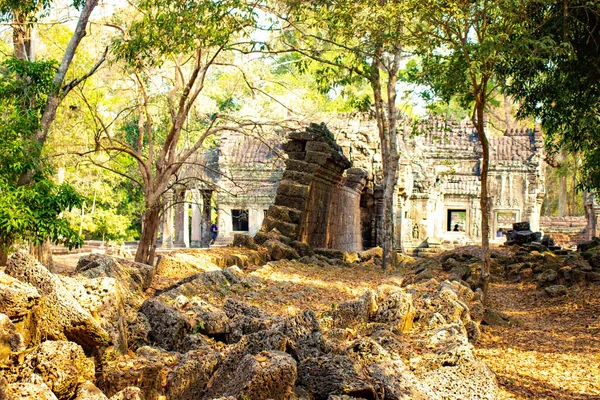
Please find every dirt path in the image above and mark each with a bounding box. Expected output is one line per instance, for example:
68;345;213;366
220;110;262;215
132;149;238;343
474;281;600;399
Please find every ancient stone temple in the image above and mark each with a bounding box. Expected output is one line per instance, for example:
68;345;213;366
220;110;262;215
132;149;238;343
161;116;546;252
262;123;369;252
158;132;283;248
334;117;546;252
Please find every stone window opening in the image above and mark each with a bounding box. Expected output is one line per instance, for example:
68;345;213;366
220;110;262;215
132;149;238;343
232;209;249;231
447;209;467;232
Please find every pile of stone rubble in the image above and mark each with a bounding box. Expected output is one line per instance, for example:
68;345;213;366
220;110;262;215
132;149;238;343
1;238;499;399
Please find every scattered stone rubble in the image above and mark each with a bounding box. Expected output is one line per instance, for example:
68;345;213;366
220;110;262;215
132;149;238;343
0;236;537;400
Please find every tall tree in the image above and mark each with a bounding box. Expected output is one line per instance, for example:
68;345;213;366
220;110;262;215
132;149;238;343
1;0;101;183
405;0;525;300
506;0;600;192
0;0;100;264
87;0;272;264
271;0;407;269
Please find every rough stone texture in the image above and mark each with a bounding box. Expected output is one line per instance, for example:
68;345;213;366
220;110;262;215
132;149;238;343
206;329;293;398
157;248;269;279
139;299;190;351
224;299;274;343
373;291;415;333
16;340;95;400
182;299;231;337
333;291;377;329
108;387;143;400
361;247;383;261
369;360;428;400
0;313;24;364
297;355;377;399
76;255;154;293
175;333;213;354
278;309;323;361
60;276;129;354
545;285;568;297
100;346;220;400
209;351;297;399
222;266;244;284
0;270;40;347
5;252;110;353
232;233;259;250
166;349;222;400
74;381;109;400
5;375;59;400
262;123;368;253
536;269;559;287
418;359;498;400
264;239;300;260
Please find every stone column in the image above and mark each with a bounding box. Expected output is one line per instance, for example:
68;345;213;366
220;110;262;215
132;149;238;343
201;190;213;247
162;190;174;248
174;190;187;248
191;192;201;248
584;193;600;240
183;200;190;248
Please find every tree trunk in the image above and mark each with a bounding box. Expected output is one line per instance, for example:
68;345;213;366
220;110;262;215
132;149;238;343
13;10;33;61
558;175;567;216
201;190;213;247
29;240;54;272
370;52;400;270
558;149;567;216
0;239;8;266
135;204;161;265
475;99;491;303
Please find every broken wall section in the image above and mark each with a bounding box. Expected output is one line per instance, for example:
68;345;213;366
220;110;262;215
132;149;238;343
262;123;369;252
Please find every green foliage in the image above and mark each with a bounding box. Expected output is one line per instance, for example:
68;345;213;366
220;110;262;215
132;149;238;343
505;0;600;192
112;0;257;69
0;180;83;249
404;0;524;112
0;57;83;251
0;0;85;22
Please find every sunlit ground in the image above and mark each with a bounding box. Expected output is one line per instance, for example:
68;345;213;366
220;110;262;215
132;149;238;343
474;282;600;400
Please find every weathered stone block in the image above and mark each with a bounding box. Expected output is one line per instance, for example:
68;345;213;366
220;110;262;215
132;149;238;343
262;216;299;238
6;252;110;353
304;151;331;166
285;159;320;174
281;140;306;153
306;141;334;154
513;221;531;231
277;180;310;199
282;170;314;186
273;194;306;211
139;299;190;351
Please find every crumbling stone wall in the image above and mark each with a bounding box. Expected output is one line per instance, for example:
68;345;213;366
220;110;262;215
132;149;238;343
540;216;587;247
262;123;368;252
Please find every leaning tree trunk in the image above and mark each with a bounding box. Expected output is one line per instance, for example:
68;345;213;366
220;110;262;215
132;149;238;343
135;203;161;265
475;99;491;303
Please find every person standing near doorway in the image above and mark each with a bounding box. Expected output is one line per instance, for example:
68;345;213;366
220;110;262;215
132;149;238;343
210;223;218;245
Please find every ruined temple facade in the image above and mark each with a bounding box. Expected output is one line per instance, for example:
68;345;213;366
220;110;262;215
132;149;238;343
161;116;546;252
333;117;546;251
158;132;282;249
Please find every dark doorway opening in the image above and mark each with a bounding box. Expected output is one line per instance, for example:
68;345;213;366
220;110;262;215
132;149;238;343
232;209;249;231
447;209;466;232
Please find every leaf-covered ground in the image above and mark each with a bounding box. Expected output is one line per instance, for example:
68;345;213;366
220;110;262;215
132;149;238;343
54;251;600;399
474;281;600;399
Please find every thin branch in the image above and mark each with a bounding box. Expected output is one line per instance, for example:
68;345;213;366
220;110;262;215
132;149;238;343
60;46;108;100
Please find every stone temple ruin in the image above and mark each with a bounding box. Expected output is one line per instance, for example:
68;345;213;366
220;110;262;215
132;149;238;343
158;116;581;253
